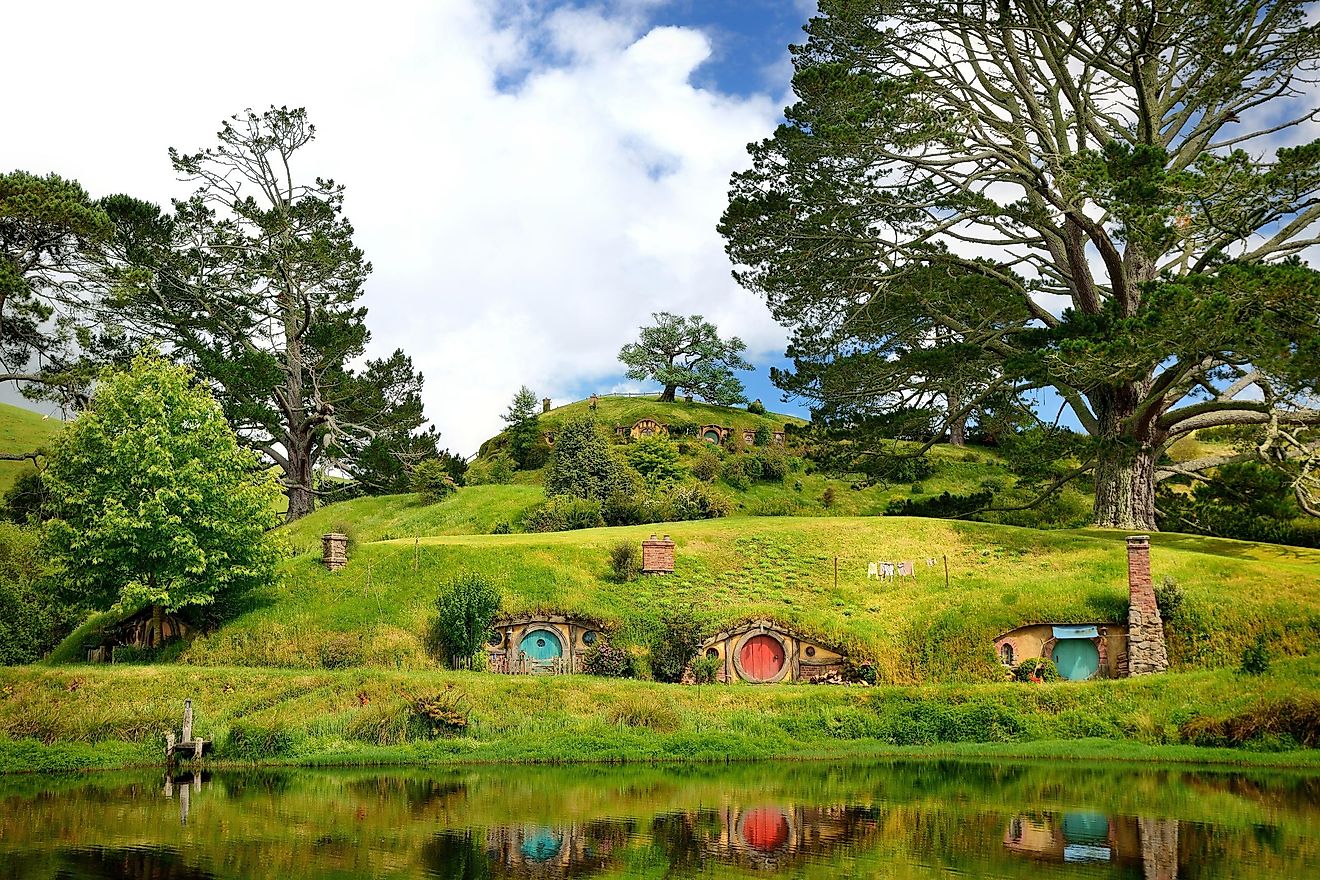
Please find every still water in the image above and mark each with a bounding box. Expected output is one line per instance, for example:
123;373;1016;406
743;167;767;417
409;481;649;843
1;760;1317;878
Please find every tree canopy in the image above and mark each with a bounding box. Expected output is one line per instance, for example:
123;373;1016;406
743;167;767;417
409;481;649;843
100;107;435;519
619;312;753;405
42;353;281;643
501;385;542;469
720;0;1320;529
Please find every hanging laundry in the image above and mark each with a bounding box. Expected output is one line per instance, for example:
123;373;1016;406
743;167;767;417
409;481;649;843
897;561;914;577
880;562;895;579
867;562;879;579
926;557;937;567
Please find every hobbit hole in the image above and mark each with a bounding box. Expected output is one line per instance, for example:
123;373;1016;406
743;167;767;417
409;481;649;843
486;615;601;674
696;621;846;684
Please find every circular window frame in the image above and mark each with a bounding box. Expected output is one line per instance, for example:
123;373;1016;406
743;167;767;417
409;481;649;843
582;630;598;646
731;629;791;684
488;630;504;647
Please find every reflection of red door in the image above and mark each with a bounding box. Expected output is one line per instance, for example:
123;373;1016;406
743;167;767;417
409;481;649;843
741;808;790;852
740;635;785;681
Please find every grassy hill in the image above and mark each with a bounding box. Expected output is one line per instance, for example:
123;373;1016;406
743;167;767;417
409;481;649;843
163;502;1320;684
0;402;60;494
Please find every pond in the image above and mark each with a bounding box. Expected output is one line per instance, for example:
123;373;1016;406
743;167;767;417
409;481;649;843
1;760;1317;878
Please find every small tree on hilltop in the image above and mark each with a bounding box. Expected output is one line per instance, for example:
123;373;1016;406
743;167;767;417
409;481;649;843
501;385;541;469
42;353;281;646
544;417;632;502
432;573;501;667
619;312;753;405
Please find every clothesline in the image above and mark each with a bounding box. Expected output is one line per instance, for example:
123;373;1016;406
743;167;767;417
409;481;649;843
866;557;941;579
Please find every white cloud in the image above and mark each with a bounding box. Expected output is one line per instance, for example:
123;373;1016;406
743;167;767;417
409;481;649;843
0;0;789;454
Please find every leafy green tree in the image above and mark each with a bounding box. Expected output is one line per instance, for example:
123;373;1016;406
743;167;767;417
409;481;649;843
619;312;753;404
721;0;1320;529
0;170;115;413
544;417;633;501
501;385;541;469
626;436;684;485
410;458;458;503
431;573;501;666
100;108;434;520
42;353;281;645
0;522;70;665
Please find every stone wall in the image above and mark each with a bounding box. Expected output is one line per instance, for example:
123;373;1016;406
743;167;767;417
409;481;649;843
321;533;348;572
1126;535;1169;675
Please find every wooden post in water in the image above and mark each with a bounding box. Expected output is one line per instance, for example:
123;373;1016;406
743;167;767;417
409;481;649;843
181;699;193;744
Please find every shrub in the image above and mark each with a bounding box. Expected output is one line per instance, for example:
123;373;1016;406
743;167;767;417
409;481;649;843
649;611;707;684
409;459;458;503
626;436;684;484
1180;697;1320;749
1240;634;1271;676
431;573;501;666
223;722;297;761
793;479;802;492
910;483;926;495
753;425;771;446
741;455;765;480
721;457;752;491
1154;575;1184;624
465;453;514;485
1013;657;1059;683
609;541;641;582
521;438;551;470
523;495;605;532
413;687;470;736
690;654;722;684
2;471;50;524
608;696;682;732
0;522;67;665
582;641;632;677
886;490;992;518
821;485;836;509
666;484;732;520
747;399;766;415
692;450;721;482
317;631;361;669
979;477;1005;493
490;521;511;535
544;417;633;501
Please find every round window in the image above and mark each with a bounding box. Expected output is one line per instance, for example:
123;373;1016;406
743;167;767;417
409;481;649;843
805;646;816;657
583;631;598;646
536;638;546;648
705;647;719;659
488;630;503;647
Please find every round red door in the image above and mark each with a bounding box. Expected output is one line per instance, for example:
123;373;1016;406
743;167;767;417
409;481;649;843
739;634;786;681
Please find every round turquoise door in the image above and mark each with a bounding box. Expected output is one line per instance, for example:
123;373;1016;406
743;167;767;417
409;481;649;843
519;629;562;661
1052;638;1100;681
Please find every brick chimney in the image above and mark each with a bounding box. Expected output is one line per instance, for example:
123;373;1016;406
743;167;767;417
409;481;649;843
1126;535;1168;674
642;534;675;574
542;397;551;414
322;533;349;572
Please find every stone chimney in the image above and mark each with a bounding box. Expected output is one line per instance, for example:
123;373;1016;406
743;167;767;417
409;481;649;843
542;397;551;414
1126;535;1168;674
322;533;349;572
642;534;676;575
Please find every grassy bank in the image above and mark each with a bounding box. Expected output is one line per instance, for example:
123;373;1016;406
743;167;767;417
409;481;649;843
3;658;1317;772
147;515;1320;682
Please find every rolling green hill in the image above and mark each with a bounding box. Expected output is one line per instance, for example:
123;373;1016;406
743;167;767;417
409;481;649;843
537;394;807;435
166;503;1320;684
0;402;60;494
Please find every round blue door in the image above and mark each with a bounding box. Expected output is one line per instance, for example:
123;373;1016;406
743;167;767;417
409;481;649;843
519;629;562;661
1052;638;1100;681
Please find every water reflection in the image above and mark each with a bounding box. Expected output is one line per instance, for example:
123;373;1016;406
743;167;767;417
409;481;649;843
0;761;1315;879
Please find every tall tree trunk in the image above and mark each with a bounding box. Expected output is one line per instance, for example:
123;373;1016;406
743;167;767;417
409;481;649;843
285;432;316;522
659;384;677;402
150;603;163;648
946;387;967;447
1091;383;1158;530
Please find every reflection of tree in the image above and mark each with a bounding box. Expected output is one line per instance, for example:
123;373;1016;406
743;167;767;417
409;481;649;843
423;830;492;880
347;775;466;815
650;808;723;871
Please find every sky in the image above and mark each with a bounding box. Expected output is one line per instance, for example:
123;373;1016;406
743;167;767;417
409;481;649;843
1;0;818;455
